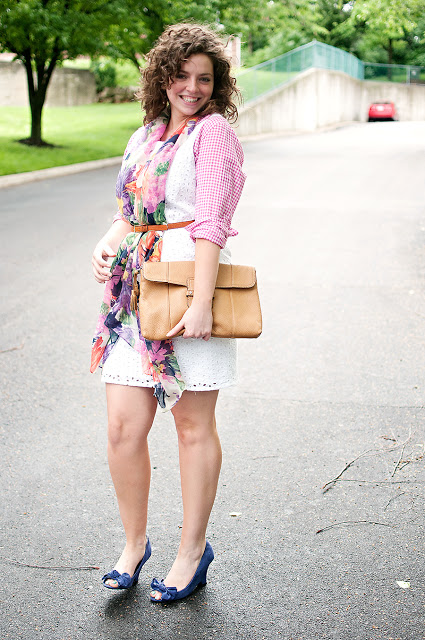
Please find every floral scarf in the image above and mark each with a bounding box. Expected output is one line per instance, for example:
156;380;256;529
90;114;200;411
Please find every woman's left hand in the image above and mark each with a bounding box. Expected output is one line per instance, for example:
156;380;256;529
167;239;219;341
166;302;213;341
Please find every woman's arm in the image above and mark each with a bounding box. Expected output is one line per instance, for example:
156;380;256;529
92;220;133;283
166;117;246;340
166;239;220;341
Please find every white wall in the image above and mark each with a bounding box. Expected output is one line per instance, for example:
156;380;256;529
0;61;96;107
2;59;424;134
361;80;425;121
236;67;425;136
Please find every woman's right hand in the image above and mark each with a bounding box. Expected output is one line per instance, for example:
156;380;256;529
92;240;117;283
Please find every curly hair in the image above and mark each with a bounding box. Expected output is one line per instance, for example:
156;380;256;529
137;23;241;125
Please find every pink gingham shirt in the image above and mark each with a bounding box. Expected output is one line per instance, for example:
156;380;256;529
113;115;246;248
186;114;246;248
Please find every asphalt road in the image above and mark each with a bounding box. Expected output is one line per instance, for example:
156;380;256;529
1;121;425;640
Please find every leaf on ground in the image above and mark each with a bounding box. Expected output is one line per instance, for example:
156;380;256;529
396;581;410;589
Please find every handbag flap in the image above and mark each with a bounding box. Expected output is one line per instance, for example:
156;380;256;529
216;264;257;288
143;262;257;288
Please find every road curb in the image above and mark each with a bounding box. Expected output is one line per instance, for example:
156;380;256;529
0;156;122;189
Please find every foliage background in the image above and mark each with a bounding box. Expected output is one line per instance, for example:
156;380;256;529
0;0;424;151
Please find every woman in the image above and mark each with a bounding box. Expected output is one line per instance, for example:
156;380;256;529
90;23;246;602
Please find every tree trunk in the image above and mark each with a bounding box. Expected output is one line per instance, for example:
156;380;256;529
130;52;142;72
387;38;393;81
28;92;45;145
21;48;59;146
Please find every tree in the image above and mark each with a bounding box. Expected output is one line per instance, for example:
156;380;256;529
405;13;425;66
346;0;422;67
106;3;168;71
220;0;282;59
314;0;357;50
0;1;140;146
106;0;224;72
224;0;328;66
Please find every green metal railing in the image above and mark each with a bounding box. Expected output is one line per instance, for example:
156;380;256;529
237;41;364;104
364;62;425;85
237;41;425;104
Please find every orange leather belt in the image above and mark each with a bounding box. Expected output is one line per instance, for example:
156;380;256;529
133;220;194;233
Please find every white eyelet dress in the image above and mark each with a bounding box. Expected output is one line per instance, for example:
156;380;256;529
101;115;246;392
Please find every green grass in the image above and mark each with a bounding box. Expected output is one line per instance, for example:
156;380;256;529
365;71;425;83
62;58;91;70
364;71;409;83
237;69;297;102
0;103;144;176
0;70;292;176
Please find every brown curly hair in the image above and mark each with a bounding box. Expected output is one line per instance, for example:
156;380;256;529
137;23;241;125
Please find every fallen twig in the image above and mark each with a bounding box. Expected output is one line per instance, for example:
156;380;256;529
322;431;420;493
316;520;394;534
383;492;406;510
0;556;99;571
390;431;411;477
322;448;378;493
0;342;24;354
397;461;410;472
329;478;425;485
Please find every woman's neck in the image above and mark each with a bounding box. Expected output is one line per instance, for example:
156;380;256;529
160;114;191;141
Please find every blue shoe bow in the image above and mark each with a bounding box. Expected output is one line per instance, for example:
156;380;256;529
150;578;178;601
102;568;136;589
102;538;151;590
150;540;214;603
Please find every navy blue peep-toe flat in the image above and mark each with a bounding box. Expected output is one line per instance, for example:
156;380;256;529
150;540;214;602
102;538;151;590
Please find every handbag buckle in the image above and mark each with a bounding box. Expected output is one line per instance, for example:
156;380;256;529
186;277;194;298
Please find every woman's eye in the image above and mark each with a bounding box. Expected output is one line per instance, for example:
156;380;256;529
200;77;211;83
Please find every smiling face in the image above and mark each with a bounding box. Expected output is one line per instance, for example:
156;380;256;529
166;53;214;125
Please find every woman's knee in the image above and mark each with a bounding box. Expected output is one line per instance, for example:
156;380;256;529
174;414;215;447
107;415;149;450
172;390;218;446
106;386;156;449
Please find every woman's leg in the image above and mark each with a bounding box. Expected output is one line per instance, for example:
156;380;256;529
105;384;157;586
151;389;221;598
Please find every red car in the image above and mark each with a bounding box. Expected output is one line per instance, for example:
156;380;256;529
368;102;398;122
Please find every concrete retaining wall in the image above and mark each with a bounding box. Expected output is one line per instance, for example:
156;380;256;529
2;59;424;135
236;67;425;136
0;61;96;107
362;80;425;122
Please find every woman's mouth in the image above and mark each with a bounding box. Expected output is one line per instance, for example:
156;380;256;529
180;96;200;104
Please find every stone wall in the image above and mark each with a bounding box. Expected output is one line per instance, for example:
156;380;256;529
0;61;96;107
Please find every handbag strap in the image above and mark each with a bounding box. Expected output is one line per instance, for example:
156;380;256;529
132;220;194;233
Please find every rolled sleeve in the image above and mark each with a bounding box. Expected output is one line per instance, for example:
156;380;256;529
186;115;246;249
113;208;126;224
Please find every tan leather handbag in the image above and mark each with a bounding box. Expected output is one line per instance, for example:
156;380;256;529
136;261;262;341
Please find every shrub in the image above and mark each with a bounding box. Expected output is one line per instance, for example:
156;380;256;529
90;60;117;92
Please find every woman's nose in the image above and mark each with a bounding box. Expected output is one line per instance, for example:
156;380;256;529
186;77;198;93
